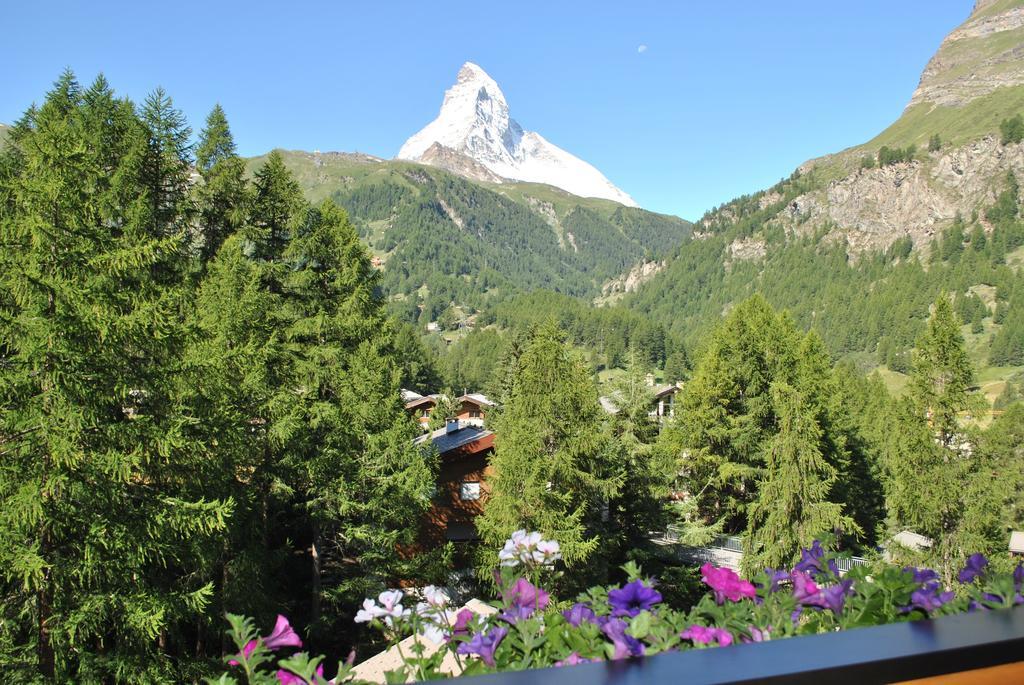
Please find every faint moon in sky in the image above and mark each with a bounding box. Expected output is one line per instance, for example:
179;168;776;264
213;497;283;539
638;44;648;53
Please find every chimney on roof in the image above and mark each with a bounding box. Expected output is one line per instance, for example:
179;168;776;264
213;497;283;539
445;419;460;434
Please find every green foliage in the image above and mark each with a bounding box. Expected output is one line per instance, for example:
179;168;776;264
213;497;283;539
0;71;231;681
877;144;916;167
928;133;942;152
883;295;1001;583
476;322;621;587
1000;113;1024;145
743;383;855;572
659;297;881;556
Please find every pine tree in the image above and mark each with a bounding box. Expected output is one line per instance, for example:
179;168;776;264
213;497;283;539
605;349;672;562
278;199;437;642
0;72;229;682
911;294;975;447
884;295;992;583
660;295;800;533
476;322;621;585
195;105;249;267
744;382;854;573
140;87;193;253
249;150;304;263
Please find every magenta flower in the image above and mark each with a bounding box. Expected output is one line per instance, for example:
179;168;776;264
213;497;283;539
277;664;323;684
791;570;823;606
794;541;839;578
263;615;303;650
456;627;508;667
228;639;257;666
500;577;550;623
562;602;598;627
958;554;988;583
608;579;662;617
680;624;734;647
229;615;302;666
601;618;645;659
555;652;596;667
447;608;474;642
701;564;756;604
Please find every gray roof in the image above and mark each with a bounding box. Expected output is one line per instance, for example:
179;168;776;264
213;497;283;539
414;421;493;454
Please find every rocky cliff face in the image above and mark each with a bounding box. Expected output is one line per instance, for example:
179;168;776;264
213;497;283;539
781;137;1024;254
907;0;1024;109
765;1;1024;256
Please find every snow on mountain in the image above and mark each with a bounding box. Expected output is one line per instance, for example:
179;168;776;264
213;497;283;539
398;62;637;207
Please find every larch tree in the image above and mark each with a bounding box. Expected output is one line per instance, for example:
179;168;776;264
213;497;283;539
0;72;230;682
477;321;621;586
194;104;250;268
884;295;996;584
743;382;854;573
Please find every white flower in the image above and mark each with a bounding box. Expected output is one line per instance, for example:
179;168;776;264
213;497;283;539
536;539;561;563
354;598;382;623
423;585;449;608
498;539;520;567
378;589;404;612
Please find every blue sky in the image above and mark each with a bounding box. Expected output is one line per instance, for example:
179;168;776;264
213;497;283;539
2;1;971;220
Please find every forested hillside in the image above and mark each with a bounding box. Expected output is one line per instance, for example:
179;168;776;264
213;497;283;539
245;151;691;320
613;1;1024;406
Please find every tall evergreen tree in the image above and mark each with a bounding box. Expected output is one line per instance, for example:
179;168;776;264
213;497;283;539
884;295;996;583
194;104;249;267
604;349;673;563
743;382;855;573
0;72;229;682
477;322;621;585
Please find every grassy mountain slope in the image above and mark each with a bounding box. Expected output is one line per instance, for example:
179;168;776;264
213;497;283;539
245;150;690;319
617;0;1024;403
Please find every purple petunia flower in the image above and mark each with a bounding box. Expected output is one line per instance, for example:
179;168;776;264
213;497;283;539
562;602;598;627
905;567;939;584
903;581;955;614
500;577;550;623
446;608;475;643
608;579;663;617
457;627;508;667
821;579;853;616
762;568;790;593
958;554;988;584
230;615;302;666
680;624;734;647
701;564;757;604
741;625;772;643
794;541;840;579
1014;564;1023;589
602;618;646;659
555;652;596;667
791;570;824;607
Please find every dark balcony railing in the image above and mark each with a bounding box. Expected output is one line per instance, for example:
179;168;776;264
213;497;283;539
458;606;1024;685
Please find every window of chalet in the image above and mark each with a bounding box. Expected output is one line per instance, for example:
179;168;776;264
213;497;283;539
460;481;481;501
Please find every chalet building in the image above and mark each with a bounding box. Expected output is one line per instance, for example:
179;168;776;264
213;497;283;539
414;420;495;547
455;393;495;427
401;389;496;431
598;380;681;422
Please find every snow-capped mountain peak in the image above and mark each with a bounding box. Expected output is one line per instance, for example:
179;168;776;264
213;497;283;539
398;62;637;207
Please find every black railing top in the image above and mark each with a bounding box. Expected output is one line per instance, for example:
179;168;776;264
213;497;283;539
458;606;1024;685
